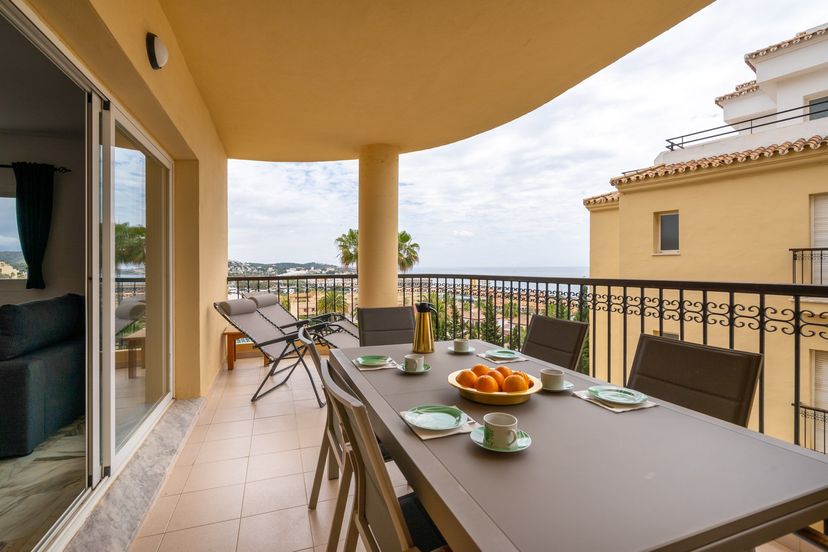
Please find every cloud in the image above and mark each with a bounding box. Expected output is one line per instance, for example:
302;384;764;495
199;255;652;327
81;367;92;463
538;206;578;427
229;0;828;268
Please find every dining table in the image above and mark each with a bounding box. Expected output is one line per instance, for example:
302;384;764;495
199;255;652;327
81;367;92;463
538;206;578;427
328;339;828;552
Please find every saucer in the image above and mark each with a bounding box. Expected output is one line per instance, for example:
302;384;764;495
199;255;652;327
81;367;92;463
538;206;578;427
588;385;647;405
542;380;574;392
403;405;467;430
447;346;476;355
470;427;532;452
484;348;520;360
397;363;431;375
355;355;393;367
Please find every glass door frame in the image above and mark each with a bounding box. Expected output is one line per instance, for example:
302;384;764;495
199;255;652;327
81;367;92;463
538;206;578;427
102;105;175;473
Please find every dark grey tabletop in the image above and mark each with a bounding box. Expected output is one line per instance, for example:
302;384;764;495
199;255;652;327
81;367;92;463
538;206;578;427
329;340;828;552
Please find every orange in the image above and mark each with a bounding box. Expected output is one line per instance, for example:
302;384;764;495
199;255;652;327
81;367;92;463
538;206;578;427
474;375;499;393
456;370;478;389
495;366;513;378
487;369;505;391
471;364;492;377
513;370;532;387
503;374;529;393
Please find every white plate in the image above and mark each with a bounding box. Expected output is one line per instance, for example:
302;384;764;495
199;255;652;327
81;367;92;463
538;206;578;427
396;363;431;375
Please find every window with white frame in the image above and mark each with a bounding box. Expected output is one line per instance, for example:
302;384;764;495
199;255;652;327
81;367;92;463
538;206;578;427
812;350;828;452
655;211;679;253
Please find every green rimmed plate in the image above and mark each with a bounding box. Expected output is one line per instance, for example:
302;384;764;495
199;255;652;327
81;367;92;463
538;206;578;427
402;405;467;431
397;363;431;375
355;355;392;367
485;348;520;360
470;427;532;452
588;385;648;405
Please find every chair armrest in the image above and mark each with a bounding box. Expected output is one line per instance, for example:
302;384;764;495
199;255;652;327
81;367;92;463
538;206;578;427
254;331;299;348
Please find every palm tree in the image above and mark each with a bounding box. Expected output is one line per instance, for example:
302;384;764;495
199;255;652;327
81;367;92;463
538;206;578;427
397;230;420;272
115;222;146;267
335;228;358;269
334;229;421;272
317;289;346;314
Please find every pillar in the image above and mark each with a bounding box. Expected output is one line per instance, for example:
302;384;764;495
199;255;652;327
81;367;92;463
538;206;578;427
358;144;400;307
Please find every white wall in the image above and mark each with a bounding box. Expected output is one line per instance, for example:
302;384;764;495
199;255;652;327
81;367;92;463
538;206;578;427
0;130;86;305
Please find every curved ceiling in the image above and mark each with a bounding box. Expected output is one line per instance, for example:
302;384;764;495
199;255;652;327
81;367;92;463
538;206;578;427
159;0;709;161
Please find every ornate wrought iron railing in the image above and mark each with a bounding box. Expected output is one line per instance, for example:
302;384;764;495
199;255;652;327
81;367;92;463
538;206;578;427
791;248;828;285
227;273;828;451
798;403;828;455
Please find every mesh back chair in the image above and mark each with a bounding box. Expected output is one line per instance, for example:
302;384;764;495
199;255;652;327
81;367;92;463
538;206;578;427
627;335;763;427
247;292;359;349
521;315;588;371
213;298;324;406
316;337;447;552
357;306;416;347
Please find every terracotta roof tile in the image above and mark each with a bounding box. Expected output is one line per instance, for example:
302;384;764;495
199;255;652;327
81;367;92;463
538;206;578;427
714;80;758;107
745;25;828;69
610;135;828;186
583;191;619;207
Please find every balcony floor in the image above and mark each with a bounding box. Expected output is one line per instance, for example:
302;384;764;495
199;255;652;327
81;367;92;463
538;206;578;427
131;356;804;552
129;355;405;552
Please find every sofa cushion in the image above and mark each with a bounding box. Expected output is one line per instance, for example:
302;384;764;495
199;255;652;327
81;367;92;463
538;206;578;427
0;293;84;360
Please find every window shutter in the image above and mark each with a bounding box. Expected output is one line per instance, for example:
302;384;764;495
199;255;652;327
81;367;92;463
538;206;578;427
816;350;828;408
812;195;828;248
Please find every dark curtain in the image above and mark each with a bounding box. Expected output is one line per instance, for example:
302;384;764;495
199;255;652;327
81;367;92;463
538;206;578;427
12;162;54;289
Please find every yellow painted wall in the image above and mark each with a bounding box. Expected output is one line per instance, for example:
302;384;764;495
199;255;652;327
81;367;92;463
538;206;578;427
586;149;828;443
24;0;229;397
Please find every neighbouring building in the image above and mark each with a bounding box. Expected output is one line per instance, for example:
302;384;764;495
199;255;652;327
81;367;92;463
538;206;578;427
585;23;828;446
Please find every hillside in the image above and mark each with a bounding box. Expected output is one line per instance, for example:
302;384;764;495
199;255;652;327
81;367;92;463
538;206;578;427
228;260;350;276
0;251;26;272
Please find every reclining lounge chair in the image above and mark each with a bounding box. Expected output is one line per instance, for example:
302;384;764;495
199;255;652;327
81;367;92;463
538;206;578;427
214;298;325;406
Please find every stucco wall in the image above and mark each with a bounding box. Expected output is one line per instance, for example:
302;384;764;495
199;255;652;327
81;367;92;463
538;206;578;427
24;0;229;397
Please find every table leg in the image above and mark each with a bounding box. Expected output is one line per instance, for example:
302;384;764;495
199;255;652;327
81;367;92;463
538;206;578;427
128;344;137;379
226;334;236;370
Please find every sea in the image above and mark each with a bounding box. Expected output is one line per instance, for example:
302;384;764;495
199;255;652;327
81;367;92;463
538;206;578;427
407;266;589;278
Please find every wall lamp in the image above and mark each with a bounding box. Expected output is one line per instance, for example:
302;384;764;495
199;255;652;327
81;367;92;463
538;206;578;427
146;33;169;70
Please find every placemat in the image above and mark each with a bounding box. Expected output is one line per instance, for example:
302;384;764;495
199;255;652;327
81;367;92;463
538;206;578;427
475;353;528;364
573;390;658;413
352;359;401;371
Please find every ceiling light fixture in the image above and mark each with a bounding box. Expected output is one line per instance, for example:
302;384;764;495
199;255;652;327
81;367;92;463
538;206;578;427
146;33;169;70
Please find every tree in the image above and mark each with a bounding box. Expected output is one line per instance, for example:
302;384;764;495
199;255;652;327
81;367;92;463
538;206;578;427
115;223;146;267
334;229;421;272
317;289;346;314
335;228;358;269
397;230;420;272
479;298;501;345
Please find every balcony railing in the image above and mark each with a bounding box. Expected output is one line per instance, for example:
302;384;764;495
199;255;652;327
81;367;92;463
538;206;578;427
665;98;828;151
228;273;828;457
791;248;828;284
798;403;828;455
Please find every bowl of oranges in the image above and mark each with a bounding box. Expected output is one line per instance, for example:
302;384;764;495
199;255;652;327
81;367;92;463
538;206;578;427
448;364;542;405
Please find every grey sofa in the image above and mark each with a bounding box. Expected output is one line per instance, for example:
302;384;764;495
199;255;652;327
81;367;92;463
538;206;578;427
0;293;85;457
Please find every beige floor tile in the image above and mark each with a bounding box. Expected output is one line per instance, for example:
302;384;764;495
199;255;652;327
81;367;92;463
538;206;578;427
221;384;262;397
157;519;239;552
160;465;191;496
250;430;300;456
303;471;350;504
183;457;248;492
757;542;796;552
295;410;327;430
138;495;179;537
298;427;324;448
174;441;202;467
204;420;254;442
292;387;323;402
186;425;209;444
242;473;307;517
130;534;162;552
218;394;258;409
196;436;252;464
253;400;294;419
777;534;801;551
253;414;298;435
308;496;353;547
300;447;323;473
294;399;324;413
212;405;256;424
385;461;408;487
195;407;216;426
237;506;313;552
166;484;244;532
246;450;302;482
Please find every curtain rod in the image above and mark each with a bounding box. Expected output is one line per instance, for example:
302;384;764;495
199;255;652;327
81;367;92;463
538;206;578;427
0;164;71;173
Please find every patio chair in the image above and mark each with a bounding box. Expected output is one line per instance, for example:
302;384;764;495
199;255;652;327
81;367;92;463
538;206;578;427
627;335;763;427
356;306;415;346
246;292;359;349
521;314;588;371
316;332;448;552
213;298;324;406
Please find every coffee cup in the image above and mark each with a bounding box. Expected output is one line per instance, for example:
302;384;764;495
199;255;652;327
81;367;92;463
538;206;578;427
453;338;470;352
540;368;565;390
404;354;425;372
483;412;518;449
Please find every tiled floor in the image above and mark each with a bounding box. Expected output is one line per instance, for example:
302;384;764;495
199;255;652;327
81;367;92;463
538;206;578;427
131;355;404;552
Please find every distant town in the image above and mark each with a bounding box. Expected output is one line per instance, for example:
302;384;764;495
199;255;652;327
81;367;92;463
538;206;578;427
227;260;351;277
0;251;26;279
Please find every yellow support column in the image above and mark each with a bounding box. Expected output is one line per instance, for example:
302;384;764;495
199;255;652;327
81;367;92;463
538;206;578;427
358;144;400;307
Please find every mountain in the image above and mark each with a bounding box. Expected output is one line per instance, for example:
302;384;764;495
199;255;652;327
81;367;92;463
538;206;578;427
0;251;26;272
227;260;350;276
